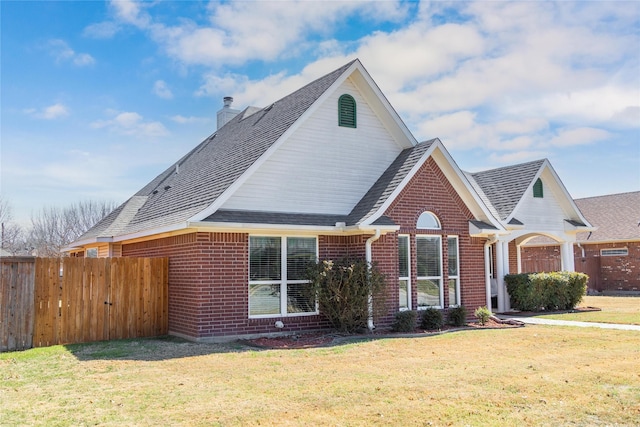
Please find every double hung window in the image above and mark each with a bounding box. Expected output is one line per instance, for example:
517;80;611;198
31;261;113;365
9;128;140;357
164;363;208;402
398;235;411;310
249;236;317;317
416;235;443;308
447;236;460;307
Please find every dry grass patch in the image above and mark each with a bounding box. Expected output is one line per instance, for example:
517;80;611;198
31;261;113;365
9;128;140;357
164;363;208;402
540;296;640;325
1;328;639;426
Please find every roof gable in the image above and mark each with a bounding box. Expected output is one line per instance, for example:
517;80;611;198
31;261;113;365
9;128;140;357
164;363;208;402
470;159;545;220
75;60;358;241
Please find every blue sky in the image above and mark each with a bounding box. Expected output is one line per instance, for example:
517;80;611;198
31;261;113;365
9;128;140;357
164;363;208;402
2;1;639;224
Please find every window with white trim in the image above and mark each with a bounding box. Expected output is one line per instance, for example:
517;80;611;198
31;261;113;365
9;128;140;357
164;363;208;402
447;236;461;307
600;248;628;257
398;235;411;310
86;248;98;258
249;236;318;317
417;211;441;229
416;235;443;308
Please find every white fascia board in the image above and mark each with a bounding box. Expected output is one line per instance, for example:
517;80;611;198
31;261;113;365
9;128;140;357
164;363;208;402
189;221;398;236
545;163;594;228
187;61;364;224
62;236;113;252
363;140;504;231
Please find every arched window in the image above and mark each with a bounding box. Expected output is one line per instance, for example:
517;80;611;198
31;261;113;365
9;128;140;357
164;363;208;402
533;178;543;198
338;94;356;128
417;211;441;230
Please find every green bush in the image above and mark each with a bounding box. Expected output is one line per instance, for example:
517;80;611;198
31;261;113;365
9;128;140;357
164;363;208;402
391;310;417;332
474;306;492;325
306;258;387;333
505;273;541;311
420;308;444;330
505;272;588;312
447;306;467;327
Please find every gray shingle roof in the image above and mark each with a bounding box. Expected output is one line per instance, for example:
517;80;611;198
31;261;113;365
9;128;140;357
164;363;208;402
77;60;357;241
575;191;640;242
469;159;545;220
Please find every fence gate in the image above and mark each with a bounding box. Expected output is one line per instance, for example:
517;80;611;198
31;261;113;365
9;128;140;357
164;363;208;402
1;257;168;352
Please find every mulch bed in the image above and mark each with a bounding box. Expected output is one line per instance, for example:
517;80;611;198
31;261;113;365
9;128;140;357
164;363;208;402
502;306;601;317
242;316;523;350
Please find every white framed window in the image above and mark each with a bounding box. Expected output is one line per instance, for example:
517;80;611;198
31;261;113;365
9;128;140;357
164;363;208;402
416;235;443;309
600;248;628;257
398;235;411;310
447;236;461;307
249;236;318;318
417;211;441;230
86;248;98;258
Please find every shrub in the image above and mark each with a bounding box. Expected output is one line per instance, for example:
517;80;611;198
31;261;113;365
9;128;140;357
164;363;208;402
306;258;387;333
447;306;467;327
391;310;417;332
505;273;541;311
474;306;492;325
420;308;443;330
506;272;588;312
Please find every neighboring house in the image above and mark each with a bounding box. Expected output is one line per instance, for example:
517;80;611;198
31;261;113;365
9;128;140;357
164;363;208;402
66;60;591;341
522;191;640;294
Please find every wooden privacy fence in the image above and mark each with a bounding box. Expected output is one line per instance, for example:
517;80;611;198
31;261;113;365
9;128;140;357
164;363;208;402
1;257;168;352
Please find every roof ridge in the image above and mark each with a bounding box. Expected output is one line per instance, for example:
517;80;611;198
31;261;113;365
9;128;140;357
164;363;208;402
470;158;546;176
575;190;640;201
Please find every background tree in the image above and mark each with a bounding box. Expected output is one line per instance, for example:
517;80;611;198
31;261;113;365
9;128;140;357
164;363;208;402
29;200;119;257
0;196;27;256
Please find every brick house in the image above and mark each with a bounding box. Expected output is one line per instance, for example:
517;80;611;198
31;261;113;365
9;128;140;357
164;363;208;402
522;192;640;294
66;60;590;341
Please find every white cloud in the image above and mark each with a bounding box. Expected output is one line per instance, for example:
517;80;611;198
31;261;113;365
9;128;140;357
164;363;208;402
83;21;120;39
91;111;169;138
47;39;95;67
153;80;173;99
548;127;612;147
108;0;408;66
171;115;211;124
24;103;70;120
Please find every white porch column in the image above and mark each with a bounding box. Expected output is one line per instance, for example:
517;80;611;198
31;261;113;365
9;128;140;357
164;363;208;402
561;241;575;271
484;242;492;311
516;243;522;273
495;240;511;312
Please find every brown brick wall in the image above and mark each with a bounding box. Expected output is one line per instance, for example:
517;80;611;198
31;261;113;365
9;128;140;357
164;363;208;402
521;242;639;291
123;232;330;340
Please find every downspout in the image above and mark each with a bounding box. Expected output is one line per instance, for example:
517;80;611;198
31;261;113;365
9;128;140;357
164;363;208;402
577;242;585;258
365;229;381;331
484;235;498;312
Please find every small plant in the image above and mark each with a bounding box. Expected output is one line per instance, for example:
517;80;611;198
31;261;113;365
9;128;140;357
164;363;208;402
447;306;467;327
474;306;492;326
391;310;417;332
420;308;443;330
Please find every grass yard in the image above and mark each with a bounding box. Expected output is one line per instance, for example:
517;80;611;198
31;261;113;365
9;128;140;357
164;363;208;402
539;295;640;325
2;327;639;426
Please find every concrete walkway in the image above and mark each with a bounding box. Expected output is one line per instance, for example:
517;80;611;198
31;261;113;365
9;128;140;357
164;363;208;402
496;315;640;331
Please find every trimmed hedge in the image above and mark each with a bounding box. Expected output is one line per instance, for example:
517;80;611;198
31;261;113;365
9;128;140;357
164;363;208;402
505;271;588;312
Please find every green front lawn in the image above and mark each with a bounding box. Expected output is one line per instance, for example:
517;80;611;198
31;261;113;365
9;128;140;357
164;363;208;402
539;296;640;325
2;327;639;426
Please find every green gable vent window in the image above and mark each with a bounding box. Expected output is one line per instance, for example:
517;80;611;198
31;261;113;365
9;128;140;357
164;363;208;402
338;94;356;128
533;178;543;198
